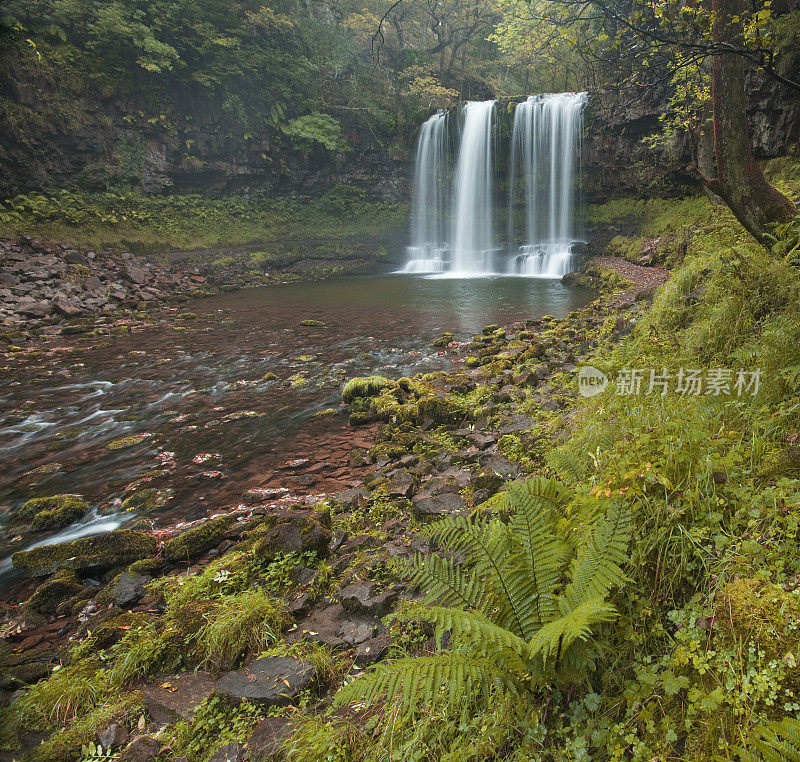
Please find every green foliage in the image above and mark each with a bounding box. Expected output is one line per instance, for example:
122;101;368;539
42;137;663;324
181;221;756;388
0;189;406;252
284;113;347;153
335;478;631;717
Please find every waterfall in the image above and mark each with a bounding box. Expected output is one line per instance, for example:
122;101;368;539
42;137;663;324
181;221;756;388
401;93;586;278
508;92;587;277
450;100;496;275
403;111;449;273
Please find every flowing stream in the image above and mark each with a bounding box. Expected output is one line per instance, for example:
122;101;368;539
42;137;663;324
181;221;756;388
0;274;591;570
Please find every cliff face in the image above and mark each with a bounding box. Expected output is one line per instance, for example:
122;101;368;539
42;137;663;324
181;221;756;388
582;74;800;201
0;70;409;202
1;59;797;206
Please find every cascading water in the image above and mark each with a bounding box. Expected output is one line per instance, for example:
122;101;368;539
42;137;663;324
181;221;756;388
401;92;586;278
508;92;588;276
450;100;496;275
403;111;449;273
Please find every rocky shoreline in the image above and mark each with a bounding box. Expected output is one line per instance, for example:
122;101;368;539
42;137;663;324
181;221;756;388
0;236;398;343
0;266;655;760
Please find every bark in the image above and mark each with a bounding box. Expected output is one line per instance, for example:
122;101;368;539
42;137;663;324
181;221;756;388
703;0;795;242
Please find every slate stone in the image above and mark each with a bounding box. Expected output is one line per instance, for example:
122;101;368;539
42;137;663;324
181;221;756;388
209;744;246;762
249;717;296;761
412;491;464;516
111;572;150;606
214;657;314;707
120;735;161;761
337;582;399;618
354;633;392;666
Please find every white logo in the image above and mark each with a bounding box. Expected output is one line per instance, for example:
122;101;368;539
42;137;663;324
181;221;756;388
578;366;609;397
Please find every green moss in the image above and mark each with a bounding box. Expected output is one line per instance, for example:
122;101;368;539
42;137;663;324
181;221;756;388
433;331;455;348
120;487;167;513
416;395;470;425
106;433;151;449
717;578;800;659
25;570;83;619
299;319;327;327
12;530;157;577
162;515;236;562
18;494;89;531
341;375;396;404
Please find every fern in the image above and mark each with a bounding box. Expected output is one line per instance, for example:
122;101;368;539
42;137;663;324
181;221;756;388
729;717;800;762
335;478;631;717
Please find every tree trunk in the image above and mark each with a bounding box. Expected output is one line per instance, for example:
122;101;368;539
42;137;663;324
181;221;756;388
704;0;795;243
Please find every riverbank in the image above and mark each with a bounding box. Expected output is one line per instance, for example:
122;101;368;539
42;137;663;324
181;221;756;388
0;282;633;760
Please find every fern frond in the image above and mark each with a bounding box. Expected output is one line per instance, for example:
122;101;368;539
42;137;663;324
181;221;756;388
545;447;592;484
397;602;530;672
562;501;631;613
396;552;498;614
743;717;800;762
333;653;524;717
527;597;617;663
503;478;571;638
426;515;527;637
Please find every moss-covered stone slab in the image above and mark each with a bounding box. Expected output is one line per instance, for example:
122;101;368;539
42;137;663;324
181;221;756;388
162;515;235;562
12;530;157;577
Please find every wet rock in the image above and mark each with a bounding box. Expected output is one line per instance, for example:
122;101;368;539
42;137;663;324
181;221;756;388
289;601;375;648
354;633;392;666
249;717;296;761
143;672;215;727
12;530;157;577
337;582;399;618
120;735;161;762
209;743;246;762
214;657;314;707
110;572;150;606
97;723;129;750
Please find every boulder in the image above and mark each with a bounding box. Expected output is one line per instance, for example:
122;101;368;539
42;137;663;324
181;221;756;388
209;744;246;762
110;572;150;607
354;633;392;666
411;491;465;516
142;671;215;727
252;517;330;562
214;657;314;707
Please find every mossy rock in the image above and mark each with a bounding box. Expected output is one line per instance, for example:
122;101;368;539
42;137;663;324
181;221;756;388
62;320;93;335
464;356;481;368
25;569;83;618
349;411;372;427
299;319;327;327
433;331;455;348
252;516;331;562
128;557;166;576
342;376;396;404
482;324;500;335
18;494;89;531
163;515;236;562
13;530;157;577
717;578;800;658
120;488;164;513
417;395;470;425
261;372;279;382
